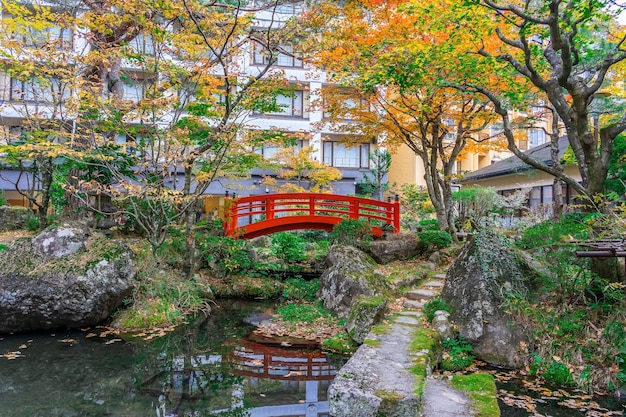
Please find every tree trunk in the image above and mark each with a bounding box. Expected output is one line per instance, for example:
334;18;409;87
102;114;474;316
37;158;54;230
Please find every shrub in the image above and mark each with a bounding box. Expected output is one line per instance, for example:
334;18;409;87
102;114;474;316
0;244;7;252
423;297;451;323
516;212;590;249
25;217;40;232
270;232;306;262
282;278;320;302
440;336;475;371
0;190;7;207
329;219;373;246
417;219;439;231
200;236;254;277
417;230;452;250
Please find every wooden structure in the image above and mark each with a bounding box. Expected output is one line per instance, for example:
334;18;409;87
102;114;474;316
576;239;626;281
223;192;401;239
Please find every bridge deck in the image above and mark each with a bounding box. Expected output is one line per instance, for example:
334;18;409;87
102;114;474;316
224;192;400;238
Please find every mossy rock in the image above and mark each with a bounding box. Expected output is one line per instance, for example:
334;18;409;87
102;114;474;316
344;295;388;344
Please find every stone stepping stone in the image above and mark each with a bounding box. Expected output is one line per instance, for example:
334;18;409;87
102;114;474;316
433;274;447;280
423;280;444;288
406;289;438;301
399;310;423;318
395;315;420;326
403;299;425;310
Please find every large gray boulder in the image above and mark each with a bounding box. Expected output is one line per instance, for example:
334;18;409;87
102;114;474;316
0;224;136;332
441;229;541;368
344;295;388;344
361;233;423;264
319;245;390;319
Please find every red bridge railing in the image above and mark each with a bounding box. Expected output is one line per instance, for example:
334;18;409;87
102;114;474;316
223;192;401;239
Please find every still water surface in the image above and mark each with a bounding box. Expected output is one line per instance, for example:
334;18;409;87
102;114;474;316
0;300;338;417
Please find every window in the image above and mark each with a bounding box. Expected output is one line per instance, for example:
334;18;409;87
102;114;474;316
275;2;303;14
255;139;308;159
253;43;302;68
121;74;155;102
128;33;155;55
10;76;70;102
528;128;546;148
266;91;304;117
443;118;456;141
323;141;370;168
490;123;503;137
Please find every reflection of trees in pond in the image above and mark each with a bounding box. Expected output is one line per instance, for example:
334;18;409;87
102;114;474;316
131;301;339;416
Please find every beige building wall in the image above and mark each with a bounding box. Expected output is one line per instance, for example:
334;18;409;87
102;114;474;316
388;144;427;188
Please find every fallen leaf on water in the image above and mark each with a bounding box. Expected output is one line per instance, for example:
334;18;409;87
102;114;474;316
58;338;77;344
18;344;28;349
105;338;122;345
85;333;97;338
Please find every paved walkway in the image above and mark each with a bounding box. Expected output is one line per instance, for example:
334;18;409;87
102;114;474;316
329;271;475;416
420;376;474;417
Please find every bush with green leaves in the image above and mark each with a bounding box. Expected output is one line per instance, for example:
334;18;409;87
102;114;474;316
282;278;320;302
200;236;254;277
0;244;7;252
0;190;7;207
423;297;451;323
270;232;306;262
329;219;373;246
25;216;40;232
417;219;439;231
516;212;590;250
417;230;452;250
440;336;475;371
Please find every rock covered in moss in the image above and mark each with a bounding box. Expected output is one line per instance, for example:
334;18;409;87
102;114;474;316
361;233;424;264
0;224;136;332
319;245;390;318
441;229;541;368
344;295;388;344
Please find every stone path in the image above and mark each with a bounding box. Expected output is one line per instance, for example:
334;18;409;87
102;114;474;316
329;271;474;417
419;376;474;417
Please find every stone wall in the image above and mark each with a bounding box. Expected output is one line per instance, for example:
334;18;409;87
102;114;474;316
0;206;30;231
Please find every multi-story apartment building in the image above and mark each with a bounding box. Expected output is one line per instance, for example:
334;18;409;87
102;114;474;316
0;0;379;215
0;0;562;220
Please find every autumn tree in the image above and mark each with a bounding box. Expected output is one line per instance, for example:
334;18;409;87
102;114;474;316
0;1;85;228
304;0;503;232
468;0;626;210
263;145;342;192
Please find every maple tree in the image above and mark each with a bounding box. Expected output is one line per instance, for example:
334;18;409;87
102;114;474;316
263;145;342;193
467;0;626;210
304;0;505;232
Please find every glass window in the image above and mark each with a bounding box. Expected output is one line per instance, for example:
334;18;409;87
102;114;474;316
10;76;70;102
323;141;370;168
129;33;155;55
267;91;304;117
528;128;546;148
253;42;302;67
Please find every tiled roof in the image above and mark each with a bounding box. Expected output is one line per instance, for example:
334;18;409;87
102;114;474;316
462;136;570;181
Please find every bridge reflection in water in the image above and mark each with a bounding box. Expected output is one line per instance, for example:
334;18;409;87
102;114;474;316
142;339;336;417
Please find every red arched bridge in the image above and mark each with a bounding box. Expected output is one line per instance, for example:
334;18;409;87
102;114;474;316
223;192;401;239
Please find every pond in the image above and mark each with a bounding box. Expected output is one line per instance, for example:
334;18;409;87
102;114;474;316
493;369;625;417
0;300;340;417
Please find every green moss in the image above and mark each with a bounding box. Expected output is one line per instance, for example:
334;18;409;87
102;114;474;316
322;332;358;355
363;338;381;347
410;328;441;396
450;373;500;417
371;322;393;335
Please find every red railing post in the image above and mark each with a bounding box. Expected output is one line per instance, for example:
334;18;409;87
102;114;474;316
267;195;275;220
309;196;315;216
350;197;360;220
393;194;401;233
